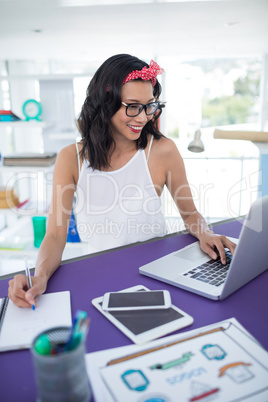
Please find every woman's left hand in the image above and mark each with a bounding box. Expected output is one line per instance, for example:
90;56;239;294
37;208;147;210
199;231;237;265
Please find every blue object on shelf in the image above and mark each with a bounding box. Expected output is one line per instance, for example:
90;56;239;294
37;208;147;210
67;210;81;243
0;110;21;121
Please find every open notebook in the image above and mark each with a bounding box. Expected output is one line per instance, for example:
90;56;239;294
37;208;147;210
0;291;72;352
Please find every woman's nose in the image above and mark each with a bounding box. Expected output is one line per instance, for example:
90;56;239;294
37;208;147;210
135;108;149;123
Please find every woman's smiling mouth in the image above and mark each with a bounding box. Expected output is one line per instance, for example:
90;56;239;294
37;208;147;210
128;124;144;133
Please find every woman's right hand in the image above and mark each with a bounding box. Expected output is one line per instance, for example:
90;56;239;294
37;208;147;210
8;274;47;308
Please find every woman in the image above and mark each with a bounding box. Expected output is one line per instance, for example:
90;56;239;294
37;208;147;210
8;54;236;308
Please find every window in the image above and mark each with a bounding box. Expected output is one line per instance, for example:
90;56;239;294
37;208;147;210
161;56;262;228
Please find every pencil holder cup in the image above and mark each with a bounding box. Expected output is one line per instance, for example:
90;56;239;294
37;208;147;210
32;216;46;248
31;327;91;402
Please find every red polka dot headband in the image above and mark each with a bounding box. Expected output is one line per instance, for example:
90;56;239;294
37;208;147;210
122;60;164;87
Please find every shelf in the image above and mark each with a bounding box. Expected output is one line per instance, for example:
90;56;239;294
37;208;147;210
0;240;89;276
0;255;37;277
0;164;54;173
0;120;55;128
0;214;89;276
0;239;36;256
0;208;48;217
0;73;93;82
48;132;78;140
0;198;49;216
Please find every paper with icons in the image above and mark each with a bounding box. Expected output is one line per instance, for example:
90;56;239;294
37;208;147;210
99;321;268;402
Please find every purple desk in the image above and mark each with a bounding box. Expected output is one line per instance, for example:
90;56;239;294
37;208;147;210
0;219;267;401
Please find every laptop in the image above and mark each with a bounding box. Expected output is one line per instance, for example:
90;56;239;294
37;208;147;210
139;196;268;300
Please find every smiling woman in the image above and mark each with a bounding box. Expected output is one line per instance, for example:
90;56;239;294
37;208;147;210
78;55;165;170
110;80;157;142
8;53;236;309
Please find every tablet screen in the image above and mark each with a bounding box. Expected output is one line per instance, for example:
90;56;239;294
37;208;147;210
98;302;183;335
106;291;166;308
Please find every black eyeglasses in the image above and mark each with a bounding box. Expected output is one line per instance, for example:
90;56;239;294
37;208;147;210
121;101;160;117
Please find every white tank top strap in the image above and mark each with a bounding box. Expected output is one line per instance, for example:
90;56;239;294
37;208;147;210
146;135;154;162
75;142;81;177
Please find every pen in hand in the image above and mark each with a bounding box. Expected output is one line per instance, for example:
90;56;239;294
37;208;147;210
24;256;35;310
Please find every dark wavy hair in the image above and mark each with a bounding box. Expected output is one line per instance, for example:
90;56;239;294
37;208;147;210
77;54;165;170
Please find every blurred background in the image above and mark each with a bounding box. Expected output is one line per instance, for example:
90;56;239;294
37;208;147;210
0;0;267;268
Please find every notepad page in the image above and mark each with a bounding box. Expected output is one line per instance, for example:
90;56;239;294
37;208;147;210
0;291;72;352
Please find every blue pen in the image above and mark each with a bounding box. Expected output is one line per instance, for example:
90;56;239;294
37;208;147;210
64;312;83;351
79;318;90;341
24;256;35;310
65;310;87;351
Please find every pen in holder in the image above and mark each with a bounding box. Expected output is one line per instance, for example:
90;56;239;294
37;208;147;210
31;322;91;402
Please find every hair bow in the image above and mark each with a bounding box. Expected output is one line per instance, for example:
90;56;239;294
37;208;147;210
123;60;164;86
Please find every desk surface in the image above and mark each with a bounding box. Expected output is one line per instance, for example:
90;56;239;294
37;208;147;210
0;219;267;402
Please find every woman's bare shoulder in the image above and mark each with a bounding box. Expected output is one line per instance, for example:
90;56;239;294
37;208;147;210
54;144;81;182
57;143;78;158
153;136;181;159
56;143;84;164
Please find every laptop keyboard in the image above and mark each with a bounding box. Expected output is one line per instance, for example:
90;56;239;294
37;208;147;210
183;251;232;287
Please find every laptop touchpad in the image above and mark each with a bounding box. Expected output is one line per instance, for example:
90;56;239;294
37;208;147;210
174;244;207;262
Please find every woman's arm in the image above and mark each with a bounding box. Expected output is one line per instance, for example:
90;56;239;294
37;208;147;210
8;145;78;308
161;139;236;263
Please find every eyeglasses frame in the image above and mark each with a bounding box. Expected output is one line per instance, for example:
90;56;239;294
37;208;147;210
121;101;161;117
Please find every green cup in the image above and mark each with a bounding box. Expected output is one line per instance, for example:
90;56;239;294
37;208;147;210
32;216;46;248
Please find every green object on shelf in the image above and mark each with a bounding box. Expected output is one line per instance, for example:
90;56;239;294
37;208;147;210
0;243;26;250
22;99;42;121
32;216;46;248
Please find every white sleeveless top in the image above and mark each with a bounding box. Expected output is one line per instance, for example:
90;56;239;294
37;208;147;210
74;137;167;253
